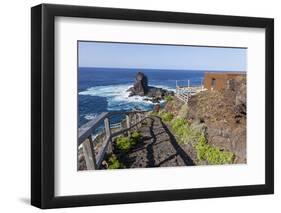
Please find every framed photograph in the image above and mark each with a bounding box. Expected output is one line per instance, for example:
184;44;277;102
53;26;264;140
31;4;274;209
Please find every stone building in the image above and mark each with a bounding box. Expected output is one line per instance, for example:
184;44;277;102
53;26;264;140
204;72;246;91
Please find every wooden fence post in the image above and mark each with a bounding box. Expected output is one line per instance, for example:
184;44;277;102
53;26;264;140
104;117;112;153
132;114;136;131
82;137;97;170
126;114;131;137
137;113;142;128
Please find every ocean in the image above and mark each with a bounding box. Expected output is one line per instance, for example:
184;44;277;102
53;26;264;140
78;67;205;127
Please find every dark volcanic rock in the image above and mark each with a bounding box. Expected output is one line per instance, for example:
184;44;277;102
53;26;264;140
234;77;246;123
127;72;174;99
185;76;247;163
147;87;174;98
127;72;149;96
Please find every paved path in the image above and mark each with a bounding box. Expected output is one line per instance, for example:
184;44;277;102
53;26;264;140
119;116;195;168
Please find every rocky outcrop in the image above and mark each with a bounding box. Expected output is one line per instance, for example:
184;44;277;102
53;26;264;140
127;72;149;96
234;77;247;124
147;87;174;98
187;76;247;163
127;72;174;102
164;76;247;163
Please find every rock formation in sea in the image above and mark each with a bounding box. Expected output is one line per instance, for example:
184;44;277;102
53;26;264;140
127;72;174;102
127;72;149;96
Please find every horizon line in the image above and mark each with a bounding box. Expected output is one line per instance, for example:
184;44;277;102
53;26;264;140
78;66;247;72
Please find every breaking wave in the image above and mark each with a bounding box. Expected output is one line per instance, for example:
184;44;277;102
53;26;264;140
84;113;98;120
79;83;174;112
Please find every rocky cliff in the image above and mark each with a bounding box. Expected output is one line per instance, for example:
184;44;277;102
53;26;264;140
165;76;247;163
127;72;174;102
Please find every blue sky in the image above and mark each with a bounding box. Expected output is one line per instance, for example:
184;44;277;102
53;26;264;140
78;41;247;71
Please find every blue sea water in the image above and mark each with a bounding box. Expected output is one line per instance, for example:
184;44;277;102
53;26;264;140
78;67;204;127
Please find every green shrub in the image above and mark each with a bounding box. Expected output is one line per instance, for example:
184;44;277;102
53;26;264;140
195;134;234;164
116;132;142;152
195;134;209;161
107;154;125;169
131;131;141;141
141;120;148;126
171;118;187;129
171;119;186;143
163;115;234;164
116;136;134;152
164;95;173;102
168;118;203;145
160;111;174;122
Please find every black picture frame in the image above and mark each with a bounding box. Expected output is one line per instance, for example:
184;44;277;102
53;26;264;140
31;3;274;209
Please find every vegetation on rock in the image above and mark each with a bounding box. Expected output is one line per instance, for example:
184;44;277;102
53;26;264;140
170;118;190;143
187;76;246;163
159;111;174;122
177;104;189;118
115;131;141;152
159;100;235;165
131;131;142;141
107;154;125;169
171;118;203;145
195;134;234;164
164;95;173;102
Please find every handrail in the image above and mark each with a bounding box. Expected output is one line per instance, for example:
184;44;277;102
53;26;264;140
95;116;149;167
175;85;204;104
111;116;148;138
78;110;148;170
78;112;109;145
78;110;147;146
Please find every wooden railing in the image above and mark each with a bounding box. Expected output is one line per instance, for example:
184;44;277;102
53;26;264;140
175;86;205;103
78;110;148;170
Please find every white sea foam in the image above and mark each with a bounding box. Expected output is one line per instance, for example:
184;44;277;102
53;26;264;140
79;83;174;111
84;113;98;120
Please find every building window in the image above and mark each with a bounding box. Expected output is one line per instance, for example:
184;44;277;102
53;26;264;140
211;78;216;88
